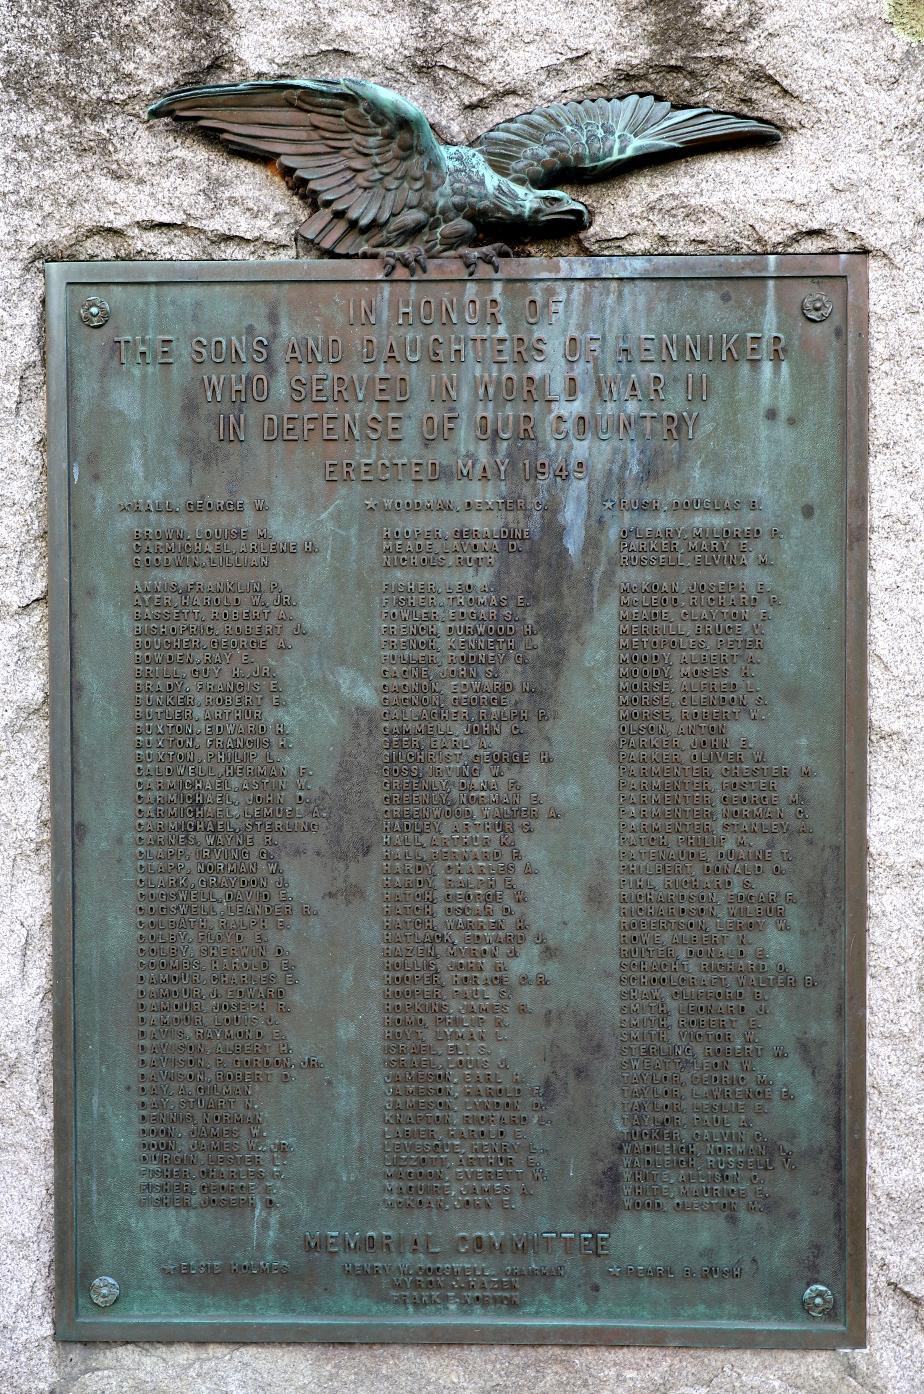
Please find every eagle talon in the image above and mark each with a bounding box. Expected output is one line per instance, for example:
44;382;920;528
403;245;428;275
358;246;428;277
462;243;513;275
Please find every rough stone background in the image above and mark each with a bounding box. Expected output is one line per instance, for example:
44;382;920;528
1;0;922;1389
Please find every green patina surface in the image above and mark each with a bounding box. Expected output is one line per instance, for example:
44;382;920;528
47;257;866;1346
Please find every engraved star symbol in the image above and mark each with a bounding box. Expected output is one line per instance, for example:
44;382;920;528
603;499;618;510
365;499;377;510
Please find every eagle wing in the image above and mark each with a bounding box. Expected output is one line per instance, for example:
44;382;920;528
474;94;779;186
149;78;448;253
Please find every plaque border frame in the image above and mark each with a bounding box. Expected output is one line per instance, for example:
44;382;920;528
47;254;867;1348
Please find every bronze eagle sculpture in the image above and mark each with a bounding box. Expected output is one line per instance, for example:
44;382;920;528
149;79;780;274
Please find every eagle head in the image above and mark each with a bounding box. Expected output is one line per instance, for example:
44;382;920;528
486;174;591;233
531;188;592;232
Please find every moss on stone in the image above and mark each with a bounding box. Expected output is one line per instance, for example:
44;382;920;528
889;0;924;40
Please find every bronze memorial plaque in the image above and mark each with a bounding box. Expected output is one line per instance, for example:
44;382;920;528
48;255;866;1345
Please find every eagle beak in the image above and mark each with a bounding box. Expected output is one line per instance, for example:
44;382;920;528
539;198;590;230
